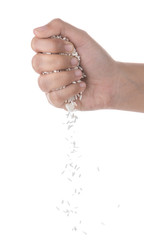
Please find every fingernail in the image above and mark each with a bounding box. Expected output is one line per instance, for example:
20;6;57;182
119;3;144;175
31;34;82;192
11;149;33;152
34;25;47;32
71;57;78;66
75;69;82;77
80;82;86;88
64;43;74;52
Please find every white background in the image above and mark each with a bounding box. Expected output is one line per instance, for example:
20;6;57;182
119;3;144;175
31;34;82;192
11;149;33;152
0;0;144;239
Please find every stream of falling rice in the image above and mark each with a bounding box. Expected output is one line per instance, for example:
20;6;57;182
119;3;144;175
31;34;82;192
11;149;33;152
56;109;88;237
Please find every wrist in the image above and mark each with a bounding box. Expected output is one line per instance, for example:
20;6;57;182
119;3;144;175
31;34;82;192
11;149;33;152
111;61;144;112
110;61;127;110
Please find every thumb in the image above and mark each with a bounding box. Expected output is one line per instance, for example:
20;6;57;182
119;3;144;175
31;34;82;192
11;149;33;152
33;18;87;47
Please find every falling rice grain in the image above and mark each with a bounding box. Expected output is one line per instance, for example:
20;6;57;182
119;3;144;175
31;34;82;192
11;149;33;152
74;165;78;169
67;201;70;206
72;172;75;177
83;231;87;235
101;222;106;226
67;178;72;182
72;226;77;231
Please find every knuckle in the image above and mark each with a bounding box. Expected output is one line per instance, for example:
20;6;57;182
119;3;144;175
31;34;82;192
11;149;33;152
51;18;63;26
32;54;41;73
31;37;38;51
79;29;88;38
49;91;62;107
38;76;45;91
38;75;51;92
81;29;87;35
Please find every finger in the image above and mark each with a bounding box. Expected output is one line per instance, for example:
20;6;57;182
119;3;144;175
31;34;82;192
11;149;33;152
31;37;74;54
32;53;79;74
46;81;86;108
33;18;87;47
38;69;82;93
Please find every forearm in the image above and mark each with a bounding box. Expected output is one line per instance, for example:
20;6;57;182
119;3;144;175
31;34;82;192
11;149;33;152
112;62;144;113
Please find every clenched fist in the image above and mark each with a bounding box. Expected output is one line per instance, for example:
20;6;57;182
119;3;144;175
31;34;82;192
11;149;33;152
31;18;119;111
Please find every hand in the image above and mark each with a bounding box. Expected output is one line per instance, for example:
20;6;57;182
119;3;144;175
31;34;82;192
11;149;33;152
31;18;119;111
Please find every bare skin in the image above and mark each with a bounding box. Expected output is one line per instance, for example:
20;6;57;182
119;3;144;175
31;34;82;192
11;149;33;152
31;18;144;113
